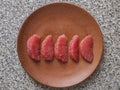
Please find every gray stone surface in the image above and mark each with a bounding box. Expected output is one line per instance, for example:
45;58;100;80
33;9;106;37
0;0;120;90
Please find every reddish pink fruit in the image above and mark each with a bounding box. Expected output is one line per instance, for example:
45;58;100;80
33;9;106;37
27;34;40;61
55;34;68;62
69;35;79;62
80;35;94;63
41;35;54;61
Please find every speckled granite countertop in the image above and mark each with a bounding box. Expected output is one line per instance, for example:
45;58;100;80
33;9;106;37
0;0;120;90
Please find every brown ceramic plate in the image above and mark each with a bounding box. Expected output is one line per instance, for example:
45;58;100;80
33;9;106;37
17;3;103;88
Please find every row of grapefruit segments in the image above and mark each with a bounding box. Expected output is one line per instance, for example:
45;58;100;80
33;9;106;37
27;34;93;63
